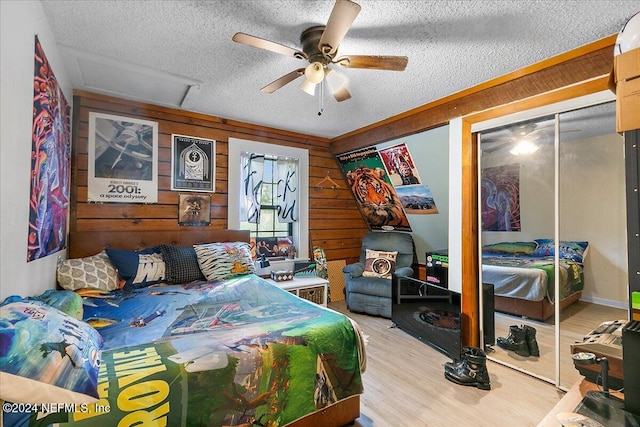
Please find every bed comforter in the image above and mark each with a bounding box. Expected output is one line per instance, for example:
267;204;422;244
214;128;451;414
482;255;584;302
7;274;364;427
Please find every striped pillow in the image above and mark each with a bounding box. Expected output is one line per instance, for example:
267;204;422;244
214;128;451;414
194;241;255;281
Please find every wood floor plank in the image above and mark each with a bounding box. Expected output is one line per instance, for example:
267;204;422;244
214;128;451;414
329;300;565;426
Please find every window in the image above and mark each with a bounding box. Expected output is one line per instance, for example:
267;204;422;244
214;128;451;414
228;138;309;261
240;156;293;255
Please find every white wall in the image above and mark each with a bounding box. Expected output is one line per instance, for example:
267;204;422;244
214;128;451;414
0;1;73;300
377;125;450;264
559;133;627;306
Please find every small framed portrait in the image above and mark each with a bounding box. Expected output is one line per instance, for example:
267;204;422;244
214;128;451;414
171;134;215;192
178;194;211;226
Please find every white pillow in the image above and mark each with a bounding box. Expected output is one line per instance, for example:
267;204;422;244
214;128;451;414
194;242;255;281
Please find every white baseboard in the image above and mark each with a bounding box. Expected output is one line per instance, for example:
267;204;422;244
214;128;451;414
579;295;629;310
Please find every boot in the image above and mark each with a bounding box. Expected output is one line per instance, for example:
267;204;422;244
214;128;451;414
524;325;540;357
497;325;529;357
444;346;491;390
445;347;469;373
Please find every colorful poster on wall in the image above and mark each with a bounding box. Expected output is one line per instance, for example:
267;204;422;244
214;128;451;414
378;143;422;186
633;291;640;321
171;134;215;192
481;163;521;231
379;143;439;215
394;185;439;214
27;36;71;262
336;147;412;231
178;194;211;226
87;112;158;203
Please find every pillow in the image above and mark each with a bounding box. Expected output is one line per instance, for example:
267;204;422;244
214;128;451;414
159;244;206;284
27;289;84;320
532;239;589;263
0;300;103;404
362;249;398;279
105;247;166;289
57;250;118;292
194;241;256;281
482;241;537;255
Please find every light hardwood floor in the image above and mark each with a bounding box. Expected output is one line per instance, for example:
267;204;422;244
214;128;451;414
490;301;627;389
328;300;566;427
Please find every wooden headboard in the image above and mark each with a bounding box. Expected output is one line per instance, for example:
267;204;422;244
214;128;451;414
69;229;250;258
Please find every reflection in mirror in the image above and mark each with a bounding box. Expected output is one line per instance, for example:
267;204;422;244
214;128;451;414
479;114;558;384
478;100;629;390
557;102;628;390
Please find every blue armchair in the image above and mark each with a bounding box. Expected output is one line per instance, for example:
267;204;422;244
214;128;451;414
343;231;415;318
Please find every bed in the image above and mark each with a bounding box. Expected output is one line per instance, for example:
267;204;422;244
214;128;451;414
481;239;588;321
1;229;364;427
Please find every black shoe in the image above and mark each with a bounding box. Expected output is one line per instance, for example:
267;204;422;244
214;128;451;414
524;325;540;357
444;347;491;390
497;325;529;357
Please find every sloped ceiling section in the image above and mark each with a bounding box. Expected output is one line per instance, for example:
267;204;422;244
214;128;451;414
41;0;639;138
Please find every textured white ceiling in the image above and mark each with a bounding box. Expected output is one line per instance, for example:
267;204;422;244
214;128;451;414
40;0;639;139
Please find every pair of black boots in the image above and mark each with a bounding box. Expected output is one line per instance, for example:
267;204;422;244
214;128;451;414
497;325;540;357
444;346;491;390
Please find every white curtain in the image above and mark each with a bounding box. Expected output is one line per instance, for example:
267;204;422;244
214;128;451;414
239;152;264;223
276;157;299;223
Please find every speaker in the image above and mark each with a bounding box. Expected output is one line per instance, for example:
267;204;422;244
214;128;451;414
482;283;495;347
623;320;640;415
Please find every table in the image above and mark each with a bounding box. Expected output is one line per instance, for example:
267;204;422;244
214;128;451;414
537;378;634;427
265;276;329;307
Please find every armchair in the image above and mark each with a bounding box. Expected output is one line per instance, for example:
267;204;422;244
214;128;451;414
343;231;415;318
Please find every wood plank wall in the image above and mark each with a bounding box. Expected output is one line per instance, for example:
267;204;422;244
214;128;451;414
69;91;368;265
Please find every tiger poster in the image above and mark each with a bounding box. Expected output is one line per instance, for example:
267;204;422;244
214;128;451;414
337;147;412;232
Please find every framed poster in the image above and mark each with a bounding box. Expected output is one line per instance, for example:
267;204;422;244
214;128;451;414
27;36;71;261
178;194;211;226
171;134;216;192
87;112;158;203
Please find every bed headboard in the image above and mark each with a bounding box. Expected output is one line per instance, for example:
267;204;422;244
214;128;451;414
69;229;250;258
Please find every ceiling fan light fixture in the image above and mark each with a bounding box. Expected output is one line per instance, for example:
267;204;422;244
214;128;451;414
304;61;325;84
299;78;316;96
510;139;539;156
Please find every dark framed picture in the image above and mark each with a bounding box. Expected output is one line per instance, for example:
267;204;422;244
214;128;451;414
178;194;211;226
171;134;215;192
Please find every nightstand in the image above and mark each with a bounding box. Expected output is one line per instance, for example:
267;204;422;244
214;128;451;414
265;276;329;307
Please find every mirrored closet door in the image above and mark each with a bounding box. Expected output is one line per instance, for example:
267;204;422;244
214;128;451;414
477;99;629;389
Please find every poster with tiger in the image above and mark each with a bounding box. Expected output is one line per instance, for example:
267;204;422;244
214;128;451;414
337;147;412;231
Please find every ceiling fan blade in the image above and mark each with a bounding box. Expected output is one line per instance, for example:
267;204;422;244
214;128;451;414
232;32;307;59
318;0;361;55
260;69;305;94
325;67;351;102
332;86;351;102
335;55;408;71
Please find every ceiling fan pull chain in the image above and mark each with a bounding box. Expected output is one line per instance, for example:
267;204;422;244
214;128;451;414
318;80;324;116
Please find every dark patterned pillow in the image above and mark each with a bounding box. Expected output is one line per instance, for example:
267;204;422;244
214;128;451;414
105;247;166;289
194;241;255;281
159;244;205;284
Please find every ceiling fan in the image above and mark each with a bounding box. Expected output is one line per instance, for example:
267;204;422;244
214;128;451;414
232;0;408;102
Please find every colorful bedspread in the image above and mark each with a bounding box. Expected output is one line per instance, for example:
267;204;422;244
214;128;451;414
11;274;363;427
482;255;584;302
